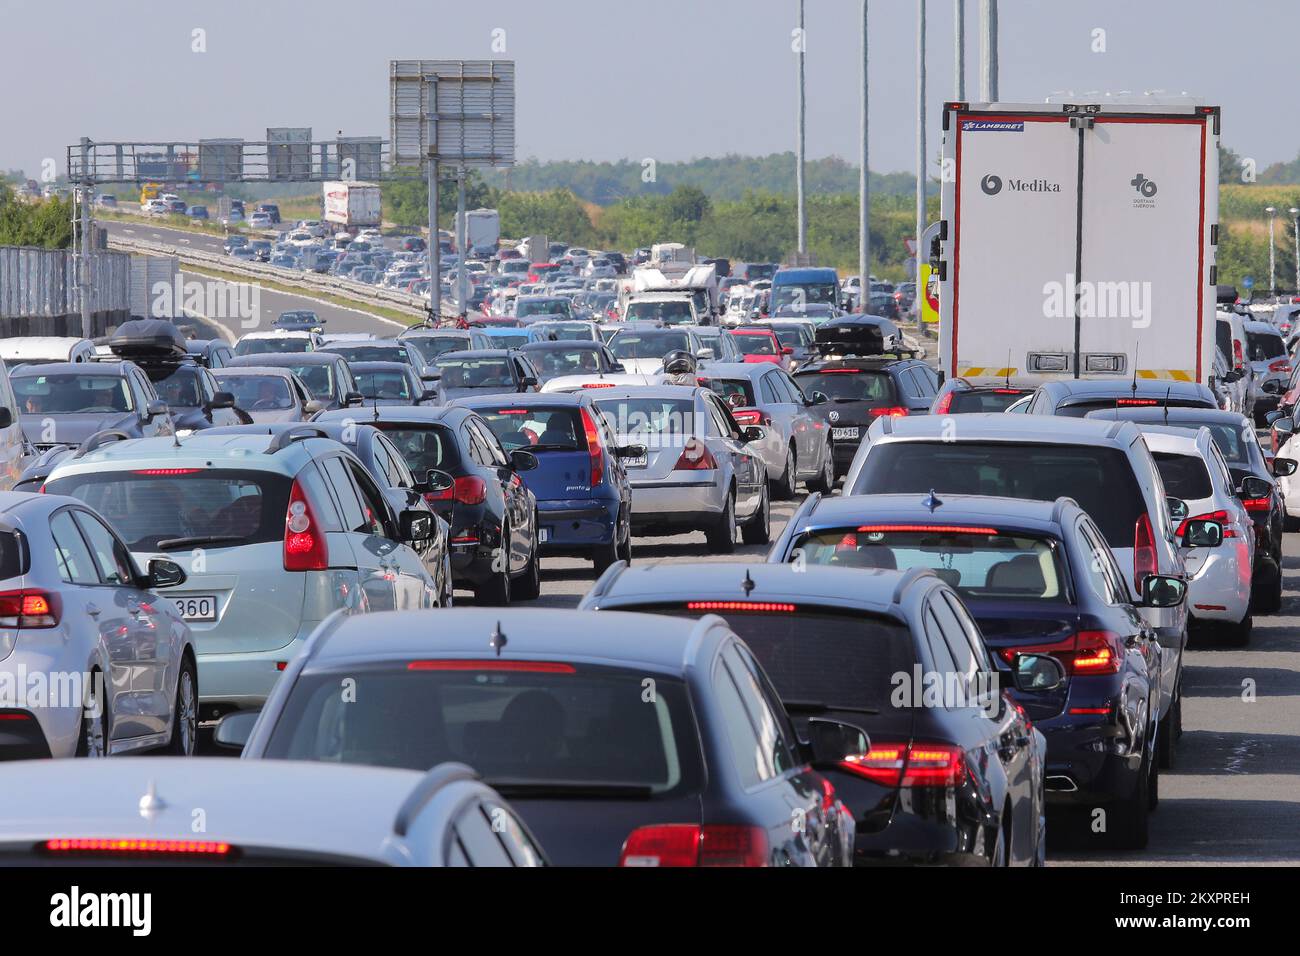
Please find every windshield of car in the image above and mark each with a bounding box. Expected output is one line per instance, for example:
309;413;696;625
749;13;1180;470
287;364;334;400
476;406;586;451
625;301;693;324
153;367;203;408
215;373;295;410
354;370;414;402
609;332;690;360
260;662;702;795
45;469;290;552
851;441;1147;548
517;298;571;319
698;377;755;407
537;323;594;341
731;333;777;356
770;328;808;348
791;529;1066;603
947;389;1032;413
13;373;133;414
772;282;837;310
331;345;405;364
235;337;313;356
403;336;470;363
489;334;530;349
593;397;694;439
435;357;515;388
525;347;603;379
794;370;894;403
1153;451;1213;501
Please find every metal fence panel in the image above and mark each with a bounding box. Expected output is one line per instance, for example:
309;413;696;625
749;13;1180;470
0;245;130;318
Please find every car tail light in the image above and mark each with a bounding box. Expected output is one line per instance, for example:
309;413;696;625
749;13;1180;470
1116;398;1158;407
686;601;797;612
581;382;615;389
856;524;998;535
43;838;232;857
283;478;328;572
1234;339;1244;368
619;824;767;867
1176;509;1238;537
133;468;202;476
731;408;770;426
997;630;1124;676
1270;359;1292;373
868;406;908;418
933;392;954;414
673;439;717;471
579;407;604;487
0;590;60;628
840;742;967;787
406;660;575;673
1133;512;1157;594
1241;496;1271;513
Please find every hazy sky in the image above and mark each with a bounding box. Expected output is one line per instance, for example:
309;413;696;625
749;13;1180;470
2;0;1294;181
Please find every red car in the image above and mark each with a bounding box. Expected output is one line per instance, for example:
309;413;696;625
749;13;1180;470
727;327;792;370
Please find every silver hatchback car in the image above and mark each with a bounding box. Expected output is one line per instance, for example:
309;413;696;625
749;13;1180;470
587;386;770;552
0;491;197;758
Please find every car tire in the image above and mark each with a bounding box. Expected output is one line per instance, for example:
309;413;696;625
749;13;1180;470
1157;709;1174;770
706;491;736;554
806;442;835;494
474;526;512;606
1148;746;1160;811
1254;559;1284;614
618;509;633;566
74;675;108;758
1109;753;1151;850
1223;612;1253;647
513;538;541;601
592;510;624;574
773;445;797;500
164;656;198;756
742;482;771;546
989;821;1007;867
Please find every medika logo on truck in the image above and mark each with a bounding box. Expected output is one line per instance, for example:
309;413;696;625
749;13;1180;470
980;174;1061;195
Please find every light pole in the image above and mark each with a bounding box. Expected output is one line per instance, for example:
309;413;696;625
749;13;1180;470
859;0;869;299
796;0;808;257
916;0;927;331
1291;207;1299;294
1266;206;1277;297
954;0;965;100
979;0;997;101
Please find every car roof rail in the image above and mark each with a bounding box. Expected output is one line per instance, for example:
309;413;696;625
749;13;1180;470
392;762;482;837
891;566;938;605
1050;495;1078;526
267;426;331;453
72;429;135;460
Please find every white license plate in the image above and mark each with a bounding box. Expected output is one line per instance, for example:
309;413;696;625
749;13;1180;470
175;595;218;622
832;427;860;440
623;455;648;468
538;528;551;543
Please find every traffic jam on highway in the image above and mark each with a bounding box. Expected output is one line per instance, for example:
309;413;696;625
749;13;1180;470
1;96;1297;886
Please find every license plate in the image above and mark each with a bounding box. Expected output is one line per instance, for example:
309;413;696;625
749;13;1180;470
174;595;218;622
623;455;648;468
832;427;860;440
538;528;551;543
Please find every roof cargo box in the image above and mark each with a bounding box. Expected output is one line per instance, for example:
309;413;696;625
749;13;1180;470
814;316;887;356
1216;285;1239;305
108;319;188;358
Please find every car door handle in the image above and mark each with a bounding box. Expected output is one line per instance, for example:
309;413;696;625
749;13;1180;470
85;603;101;617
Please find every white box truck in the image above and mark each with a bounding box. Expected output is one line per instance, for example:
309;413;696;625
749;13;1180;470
933;98;1219;385
322;181;382;230
458;208;500;257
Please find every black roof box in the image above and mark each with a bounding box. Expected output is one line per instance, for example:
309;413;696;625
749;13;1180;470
1216;285;1239;305
108;319;188;358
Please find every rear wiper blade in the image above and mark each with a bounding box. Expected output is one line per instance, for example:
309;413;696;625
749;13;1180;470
155;535;245;550
485;779;654;798
525;443;582;451
782;699;880;716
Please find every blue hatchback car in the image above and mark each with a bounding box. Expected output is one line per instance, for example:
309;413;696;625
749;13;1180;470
769;491;1192;850
450;392;640;571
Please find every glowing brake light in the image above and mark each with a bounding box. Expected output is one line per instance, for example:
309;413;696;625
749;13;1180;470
283;478;327;572
1270;359;1291;374
0;590;59;628
579;406;604;487
1176;509;1237;537
933;392;954;414
686;601;797;613
581;382;616;388
868;406;908;418
44;838;232;856
1133;512;1157;594
133;468;202;476
406;660;576;673
840;742;967;787
1241;496;1271;513
856;524;999;535
619;824;767;867
1116;398;1158;407
731;408;770;427
997;630;1124;675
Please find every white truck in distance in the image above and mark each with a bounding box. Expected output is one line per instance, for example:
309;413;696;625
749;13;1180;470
933;98;1219;386
459;208;501;257
322;181;382;230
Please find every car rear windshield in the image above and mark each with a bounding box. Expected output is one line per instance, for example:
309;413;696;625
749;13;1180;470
376;424;461;472
12;373;132;414
45;469;291;552
235;338;312;356
1057;397;1212;417
477;406;586;451
794;370;895;403
947;389;1031;413
625;301;693;324
1153;452;1213;501
261;662;702;796
215;373;294;410
731;333;777;356
354;370;414;402
791;529;1066;602
593;397;694;439
1247;331;1286;361
610;332;691;359
644;606;914;713
526;348;602;378
435;357;514;389
402;336;467;363
517;299;571;318
287;364;334;400
851;441;1147;547
698;377;755;407
154;366;202;408
333;345;406;364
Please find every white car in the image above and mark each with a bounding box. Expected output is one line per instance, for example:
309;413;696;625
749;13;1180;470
541;372;667;393
248;212;274;230
144;199;169;216
1140;424;1255;643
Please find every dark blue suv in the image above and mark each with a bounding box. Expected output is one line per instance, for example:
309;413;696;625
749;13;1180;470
770;491;1191;850
451;392;640;571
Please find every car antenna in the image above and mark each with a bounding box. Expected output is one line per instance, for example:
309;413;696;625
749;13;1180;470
1163;386;1172;424
923;489;943;513
1004;349;1012;388
741;569;756;597
489;621;508;657
1130;342;1140;399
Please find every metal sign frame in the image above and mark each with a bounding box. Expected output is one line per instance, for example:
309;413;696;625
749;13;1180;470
389;59;516;169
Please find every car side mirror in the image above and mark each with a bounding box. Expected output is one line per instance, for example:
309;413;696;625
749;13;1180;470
208;390;236;410
1238;476;1272;500
344;391;365;407
422;469;455;495
611;362;626;373
697;348;715;361
520;376;539;390
510;449;539;471
802;717;871;769
1011;653;1066;693
1166;496;1189;520
400;509;434;542
617;443;647;459
809;391;828;405
1263;379;1283;395
146;558;187;589
1273;457;1298;477
145;399;167;421
742;425;766;444
304;400;325;416
1181;519;1224;548
0;407;11;428
782;346;795;355
1141;573;1187;608
419;389;439;404
1223;369;1243;383
213;710;259;752
1266;409;1286;425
